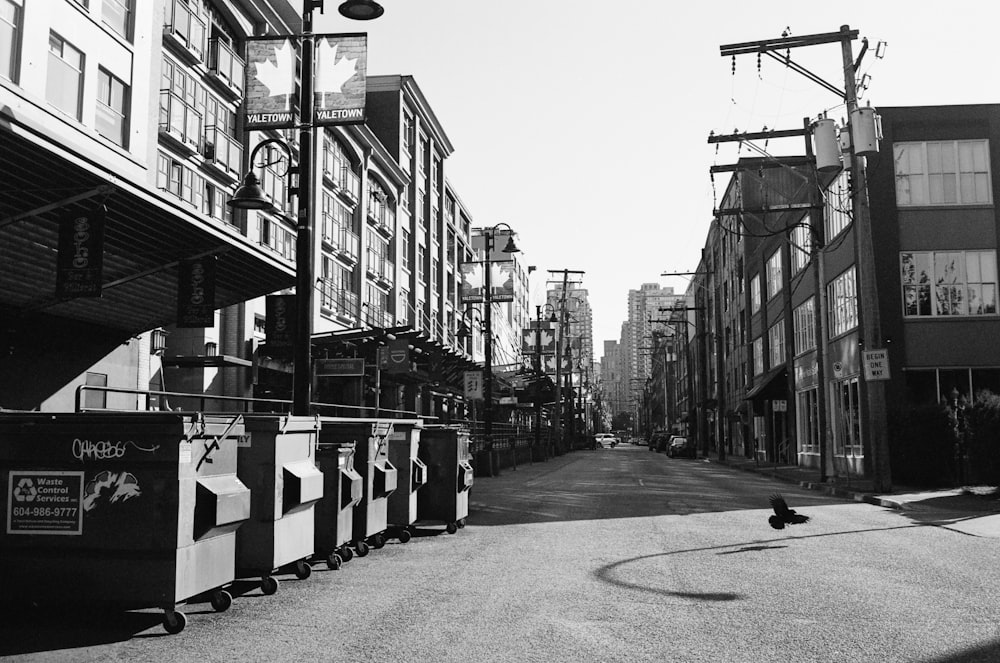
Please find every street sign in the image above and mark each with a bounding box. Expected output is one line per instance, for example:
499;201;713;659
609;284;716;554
464;371;483;400
863;349;890;381
315;358;365;376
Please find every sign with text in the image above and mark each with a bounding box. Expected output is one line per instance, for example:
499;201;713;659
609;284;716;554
265;295;296;351
56;205;105;299
7;471;84;535
313;33;367;126
176;256;216;328
378;338;412;374
244;37;297;129
863;349;890;381
316;358;365;377
464;371;483;400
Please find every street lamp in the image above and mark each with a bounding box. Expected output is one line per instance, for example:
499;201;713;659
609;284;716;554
471;223;519;475
228;1;382;416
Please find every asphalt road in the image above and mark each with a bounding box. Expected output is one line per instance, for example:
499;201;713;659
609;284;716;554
3;444;1000;662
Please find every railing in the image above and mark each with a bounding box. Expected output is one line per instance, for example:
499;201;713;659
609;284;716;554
366;249;394;284
363;304;393;329
164;0;206;61
158;90;202;151
204;126;243;178
318;278;359;320
75;385;429;419
337;167;361;202
208;38;245;95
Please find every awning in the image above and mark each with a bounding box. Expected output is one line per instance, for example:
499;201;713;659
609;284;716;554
0;115;295;336
744;366;788;401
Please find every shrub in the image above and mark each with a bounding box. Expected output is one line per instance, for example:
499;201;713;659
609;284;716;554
964;390;1000;486
889;402;955;487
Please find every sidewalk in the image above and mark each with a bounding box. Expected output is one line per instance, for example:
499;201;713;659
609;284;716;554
707;453;1000;514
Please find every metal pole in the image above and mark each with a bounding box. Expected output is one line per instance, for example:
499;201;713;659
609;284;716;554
293;3;316;416
534;305;543;459
483;231;494;475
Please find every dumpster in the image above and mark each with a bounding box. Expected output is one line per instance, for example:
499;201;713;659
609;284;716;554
312;439;362;569
317;418;397;556
235;415;324;594
0;412;250;634
385;420;427;543
417;425;474;533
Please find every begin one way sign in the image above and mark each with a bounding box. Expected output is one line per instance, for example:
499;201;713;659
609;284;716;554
863;349;890;381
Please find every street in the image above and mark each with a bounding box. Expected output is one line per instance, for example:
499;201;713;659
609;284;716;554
3;445;1000;663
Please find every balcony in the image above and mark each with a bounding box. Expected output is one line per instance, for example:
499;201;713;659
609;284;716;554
324;222;360;264
363;304;393;329
207;38;245;99
366;249;394;287
158;90;202;153
318;279;359;323
163;0;206;63
202;126;243;180
335;167;361;204
367;203;394;238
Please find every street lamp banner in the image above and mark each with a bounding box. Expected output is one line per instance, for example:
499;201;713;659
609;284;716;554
176;256;216;328
265;294;297;351
244;37;297;129
55;204;105;300
542;355;572;375
459;262;484;303
313;33;367;126
489;261;515;302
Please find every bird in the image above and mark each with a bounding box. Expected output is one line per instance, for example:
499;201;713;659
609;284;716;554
768;493;810;529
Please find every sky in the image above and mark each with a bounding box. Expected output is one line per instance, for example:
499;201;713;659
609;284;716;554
316;0;1000;349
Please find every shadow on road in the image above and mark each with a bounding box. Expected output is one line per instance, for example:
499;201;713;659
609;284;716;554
0;605;163;655
918;637;1000;663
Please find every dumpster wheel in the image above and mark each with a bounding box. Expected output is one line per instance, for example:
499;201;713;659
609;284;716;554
326;552;343;570
354;540;370;557
371;534;386;549
446;522;458;534
261;576;279;595
210;589;233;613
398;528;412;544
163;609;187;635
457;518;467;528
294;560;312;580
339;545;354;562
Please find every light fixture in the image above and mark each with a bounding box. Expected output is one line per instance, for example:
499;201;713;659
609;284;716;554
227;172;273;211
150;328;168;355
338;0;384;20
501;235;520;254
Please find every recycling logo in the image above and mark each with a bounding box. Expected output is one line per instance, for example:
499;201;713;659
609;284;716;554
13;477;37;502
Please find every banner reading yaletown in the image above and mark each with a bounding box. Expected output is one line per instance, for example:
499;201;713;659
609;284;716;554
244;34;367;130
244;37;297;130
313;33;367;125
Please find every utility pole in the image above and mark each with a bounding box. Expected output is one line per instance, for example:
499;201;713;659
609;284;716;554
547;269;585;453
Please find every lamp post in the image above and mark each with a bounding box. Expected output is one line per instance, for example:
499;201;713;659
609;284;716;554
229;1;383;416
474;223;519;475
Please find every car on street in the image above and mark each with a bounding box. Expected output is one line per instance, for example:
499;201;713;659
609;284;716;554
649;431;670;452
667;436;697;458
594;433;619;448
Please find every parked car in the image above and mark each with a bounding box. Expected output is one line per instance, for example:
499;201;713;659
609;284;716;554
650;432;671;452
667;436;697;458
594;433;619;448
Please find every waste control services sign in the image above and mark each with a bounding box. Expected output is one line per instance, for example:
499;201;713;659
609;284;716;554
7;471;84;535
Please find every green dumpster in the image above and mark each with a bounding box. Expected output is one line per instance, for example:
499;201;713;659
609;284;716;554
417;425;474;534
0;412;250;634
235;415;324;595
312;439;362;569
386;420;427;543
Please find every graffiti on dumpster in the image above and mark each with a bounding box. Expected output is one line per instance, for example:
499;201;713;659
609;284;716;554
82;470;141;512
71;438;160;462
7;470;85;535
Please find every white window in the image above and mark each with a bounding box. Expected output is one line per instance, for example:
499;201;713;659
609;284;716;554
765;249;783;300
790;217;812;274
102;0;132;40
797;388;820;456
894;140;992;206
825;171;852;240
793;297;815;355
767;321;784;368
47;33;84;120
752;336;764;376
827;266;858;337
96;68;129;147
750;274;761;314
1;0;21;83
901;250;998;317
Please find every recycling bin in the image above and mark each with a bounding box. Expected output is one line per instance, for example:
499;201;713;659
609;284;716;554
235;415;324;594
312;439;362;569
417;425;474;533
0;412;251;634
385;420;427;543
317;418;397;556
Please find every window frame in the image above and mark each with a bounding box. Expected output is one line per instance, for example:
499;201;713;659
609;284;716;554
0;0;22;84
827;266;858;338
46;32;85;120
792;297;816;356
765;249;783;301
894;139;992;207
96;67;130;148
102;0;133;41
901;249;998;317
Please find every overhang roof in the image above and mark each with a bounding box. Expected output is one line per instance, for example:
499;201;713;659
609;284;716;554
0;120;295;336
745;366;788;401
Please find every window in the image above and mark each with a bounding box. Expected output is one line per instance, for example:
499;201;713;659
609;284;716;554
827;266;858;337
752;336;764;376
1;0;21;83
203;182;233;226
156;153;203;208
834;377;862;457
102;0;132;40
750;274;761;314
767;320;784;368
825;171;851;240
47;33;84;120
796;388;820;456
400;228;411;271
792;297;816;356
96;68;129;147
901;250;997;317
791;217;812;274
894;140;992;206
765;249;782;300
83;372;107;409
